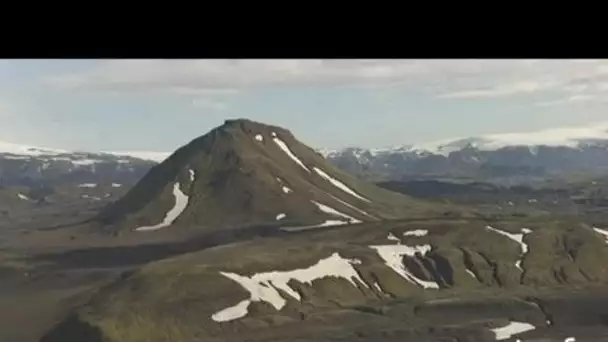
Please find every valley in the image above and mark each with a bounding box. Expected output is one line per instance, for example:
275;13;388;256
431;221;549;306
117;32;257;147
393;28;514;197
3;119;608;341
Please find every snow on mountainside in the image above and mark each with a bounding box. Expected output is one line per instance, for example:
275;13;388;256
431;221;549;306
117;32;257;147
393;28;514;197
5;121;608;187
0;140;166;186
0;140;171;161
322;122;608;181
408;122;608;156
325;122;608;159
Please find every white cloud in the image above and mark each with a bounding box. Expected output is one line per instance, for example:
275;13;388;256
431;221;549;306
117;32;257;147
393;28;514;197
535;94;600;107
438;81;560;99
43;59;608;107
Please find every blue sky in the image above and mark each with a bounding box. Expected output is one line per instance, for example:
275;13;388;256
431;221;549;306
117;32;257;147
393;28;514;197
1;59;608;152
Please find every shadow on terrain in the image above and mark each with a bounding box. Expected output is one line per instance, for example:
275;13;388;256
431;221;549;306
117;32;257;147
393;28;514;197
33;224;283;269
39;314;104;342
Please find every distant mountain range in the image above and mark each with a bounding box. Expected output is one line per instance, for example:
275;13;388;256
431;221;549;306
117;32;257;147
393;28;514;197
0;141;164;187
322;123;608;182
4;123;608;187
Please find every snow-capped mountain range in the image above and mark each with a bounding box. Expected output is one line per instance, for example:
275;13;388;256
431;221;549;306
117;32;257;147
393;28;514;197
322;123;608;181
0;140;165;187
4;122;608;187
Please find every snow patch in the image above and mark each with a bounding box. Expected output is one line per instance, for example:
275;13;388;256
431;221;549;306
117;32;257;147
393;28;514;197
564;337;576;342
276;177;293;194
211;252;367;322
2;155;30;160
465;269;478;280
212;299;250;322
102;151;170;162
403;229;429;237
111;183;122;188
324;191;376;220
387;233;401;242
276;213;286;220
369;244;439;289
189;169;195;182
593;227;608;243
311;200;361;224
72;159;101;166
81;194;101;201
255;134;263;142
78;183;97;188
17;193;30;201
281;220;351;232
490;321;536;340
485;226;532;271
272;136;310;172
135;182;189;231
312;167;370;203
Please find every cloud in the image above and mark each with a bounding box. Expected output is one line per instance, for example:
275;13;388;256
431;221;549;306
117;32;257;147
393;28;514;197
42;59;608;107
438;81;560;99
535;94;600;107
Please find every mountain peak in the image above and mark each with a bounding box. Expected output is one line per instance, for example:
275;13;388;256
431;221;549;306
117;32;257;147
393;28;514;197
98;120;436;234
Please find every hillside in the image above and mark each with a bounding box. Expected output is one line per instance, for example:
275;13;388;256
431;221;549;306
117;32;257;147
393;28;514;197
7;120;608;342
41;217;608;342
97;119;445;234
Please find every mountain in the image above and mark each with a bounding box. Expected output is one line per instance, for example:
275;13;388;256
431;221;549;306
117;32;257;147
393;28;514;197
6;122;608;190
0;140;165;187
97;119;446;234
324;123;608;183
8;120;608;342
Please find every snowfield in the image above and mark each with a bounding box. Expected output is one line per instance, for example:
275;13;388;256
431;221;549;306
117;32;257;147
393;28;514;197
212;252;367;322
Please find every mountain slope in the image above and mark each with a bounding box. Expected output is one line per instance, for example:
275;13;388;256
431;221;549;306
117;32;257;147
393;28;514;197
40;218;608;342
98;119;441;233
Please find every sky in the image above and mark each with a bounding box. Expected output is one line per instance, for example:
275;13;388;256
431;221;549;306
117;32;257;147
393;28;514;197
1;59;608;153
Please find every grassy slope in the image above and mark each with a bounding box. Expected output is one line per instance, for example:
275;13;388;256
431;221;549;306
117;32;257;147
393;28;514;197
47;216;608;342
